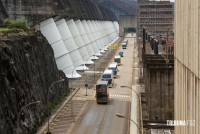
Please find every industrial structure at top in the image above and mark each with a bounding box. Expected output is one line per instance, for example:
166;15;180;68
138;0;173;39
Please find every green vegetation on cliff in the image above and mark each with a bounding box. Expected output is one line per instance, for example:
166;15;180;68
0;18;30;37
4;18;29;31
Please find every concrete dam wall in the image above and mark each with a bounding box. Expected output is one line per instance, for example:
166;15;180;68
0;0;117;25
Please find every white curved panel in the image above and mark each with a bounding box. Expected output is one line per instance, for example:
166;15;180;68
56;19;89;70
69;51;88;70
40;18;62;44
67;20;84;47
40;18;81;78
75;20;94;64
81;20;90;35
63;38;77;51
97;25;107;51
63;67;81;78
40;18;68;58
50;41;69;58
81;20;99;59
86;20;103;56
91;21;103;52
66;19;80;37
56;19;72;40
67;19;91;63
56;54;81;78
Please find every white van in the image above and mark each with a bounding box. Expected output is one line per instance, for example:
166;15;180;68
101;70;114;87
123;39;128;44
121;42;127;49
108;62;118;78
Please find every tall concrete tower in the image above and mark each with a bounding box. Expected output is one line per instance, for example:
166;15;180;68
175;0;200;134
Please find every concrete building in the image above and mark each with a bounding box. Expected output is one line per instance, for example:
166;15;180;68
119;15;137;37
175;0;200;134
138;1;173;39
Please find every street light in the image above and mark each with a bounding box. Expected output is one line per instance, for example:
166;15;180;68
93;49;103;83
120;85;143;134
84;55;96;96
93;55;96;83
47;79;65;134
71;64;85;117
116;113;142;134
120;86;140;100
17;101;41;134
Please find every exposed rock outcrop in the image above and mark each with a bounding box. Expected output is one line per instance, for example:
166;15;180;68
0;31;68;134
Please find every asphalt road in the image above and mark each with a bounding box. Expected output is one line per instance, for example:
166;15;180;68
71;33;135;134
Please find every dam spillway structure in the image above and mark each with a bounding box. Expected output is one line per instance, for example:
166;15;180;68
74;20;95;64
39;17;119;79
66;19;93;65
55;19;91;71
39;18;81;78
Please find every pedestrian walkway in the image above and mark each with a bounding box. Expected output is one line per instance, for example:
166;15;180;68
129;33;143;134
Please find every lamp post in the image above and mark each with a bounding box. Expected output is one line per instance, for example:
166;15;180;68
116;113;142;134
93;54;96;83
47;79;65;134
17;101;41;134
93;49;102;83
120;86;140;101
120;85;143;134
85;55;96;96
71;64;85;117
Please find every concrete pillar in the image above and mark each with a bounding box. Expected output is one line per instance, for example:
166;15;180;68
81;20;99;60
55;19;90;71
66;19;92;67
39;18;81;78
74;20;94;64
86;20;102;56
91;20;105;53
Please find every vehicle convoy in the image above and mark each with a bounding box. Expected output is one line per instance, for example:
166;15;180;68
108;62;118;78
101;69;114;87
96;80;109;104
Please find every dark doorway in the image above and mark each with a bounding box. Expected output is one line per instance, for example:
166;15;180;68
124;27;136;34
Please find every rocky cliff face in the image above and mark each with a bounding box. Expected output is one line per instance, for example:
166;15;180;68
0;31;68;134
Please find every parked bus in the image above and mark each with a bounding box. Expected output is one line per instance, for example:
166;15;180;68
114;55;121;65
96;80;109;104
108;62;118;78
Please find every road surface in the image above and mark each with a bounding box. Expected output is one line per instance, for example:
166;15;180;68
71;33;136;134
